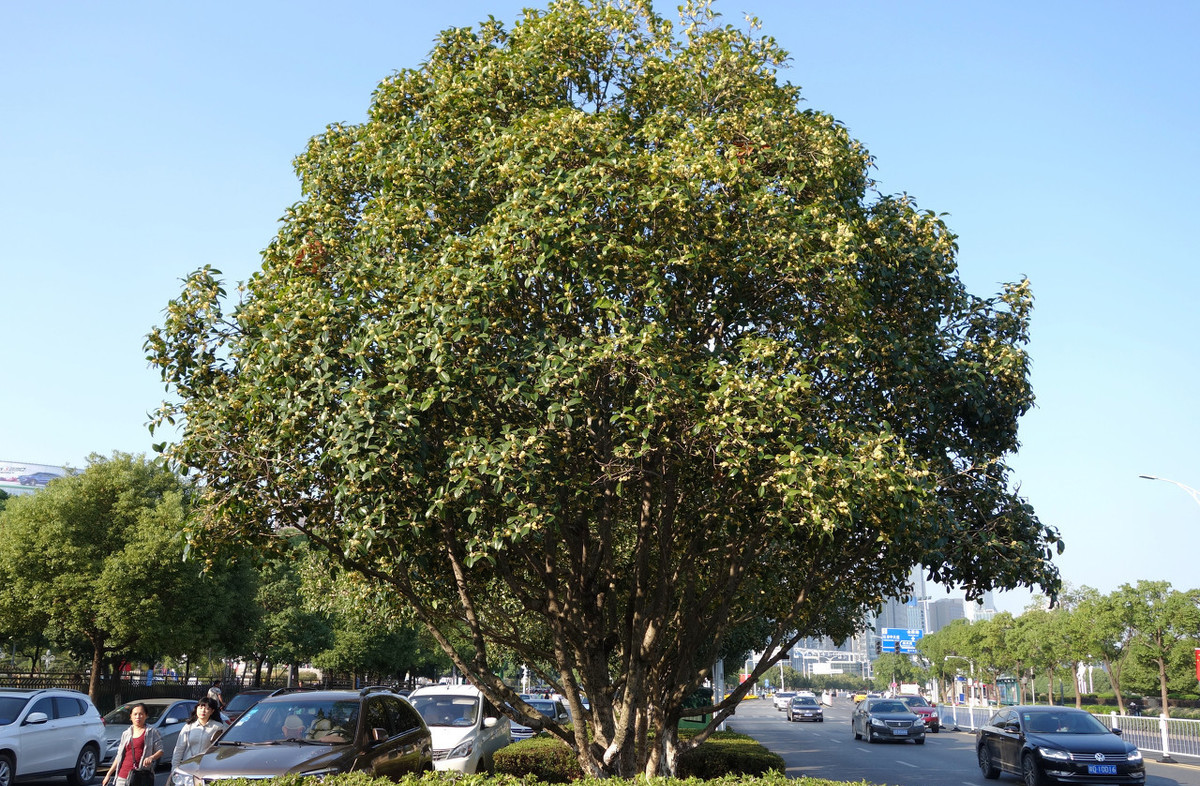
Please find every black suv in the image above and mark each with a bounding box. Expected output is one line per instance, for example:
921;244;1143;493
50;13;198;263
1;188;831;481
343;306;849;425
169;687;432;784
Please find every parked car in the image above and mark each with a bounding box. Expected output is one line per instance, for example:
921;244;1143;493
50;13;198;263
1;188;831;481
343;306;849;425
786;695;823;722
771;691;796;711
102;699;197;767
509;698;570;741
168;687;431;785
223;687;310;724
852;697;926;744
0;688;105;786
407;683;511;773
976;706;1144;786
852;691;869;703
898;695;939;732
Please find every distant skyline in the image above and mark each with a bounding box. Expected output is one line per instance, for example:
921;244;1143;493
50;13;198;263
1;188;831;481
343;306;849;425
4;1;1197;615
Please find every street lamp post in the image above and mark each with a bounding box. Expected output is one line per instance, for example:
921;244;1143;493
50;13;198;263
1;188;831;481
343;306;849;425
1139;475;1200;507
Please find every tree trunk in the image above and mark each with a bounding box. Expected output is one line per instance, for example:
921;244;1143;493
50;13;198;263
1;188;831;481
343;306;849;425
1156;656;1170;718
89;643;103;704
1102;656;1125;714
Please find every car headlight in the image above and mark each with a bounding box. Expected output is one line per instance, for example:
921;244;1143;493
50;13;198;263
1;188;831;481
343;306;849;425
169;771;199;786
870;717;888;727
1127;750;1143;763
299;768;339;779
1038;747;1071;761
448;739;475;759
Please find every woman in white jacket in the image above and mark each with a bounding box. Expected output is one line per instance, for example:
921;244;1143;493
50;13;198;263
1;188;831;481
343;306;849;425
171;697;226;770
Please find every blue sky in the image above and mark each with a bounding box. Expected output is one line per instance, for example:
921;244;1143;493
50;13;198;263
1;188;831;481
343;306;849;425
3;1;1197;615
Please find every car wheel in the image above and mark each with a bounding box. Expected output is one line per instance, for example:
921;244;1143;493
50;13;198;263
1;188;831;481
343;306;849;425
931;724;939;733
866;728;876;743
0;753;14;786
854;725;862;740
1022;752;1044;786
979;745;1001;779
67;745;99;786
915;737;925;745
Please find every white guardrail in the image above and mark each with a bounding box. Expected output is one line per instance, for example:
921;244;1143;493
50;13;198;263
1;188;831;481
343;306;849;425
941;704;1200;762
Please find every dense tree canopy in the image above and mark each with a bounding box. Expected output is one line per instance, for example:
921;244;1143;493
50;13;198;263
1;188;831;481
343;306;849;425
0;453;252;700
148;0;1061;775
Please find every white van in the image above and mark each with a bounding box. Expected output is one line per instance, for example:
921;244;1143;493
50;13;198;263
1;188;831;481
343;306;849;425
407;683;511;773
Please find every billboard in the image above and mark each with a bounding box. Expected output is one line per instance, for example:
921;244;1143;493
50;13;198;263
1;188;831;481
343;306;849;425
880;627;924;654
0;460;71;496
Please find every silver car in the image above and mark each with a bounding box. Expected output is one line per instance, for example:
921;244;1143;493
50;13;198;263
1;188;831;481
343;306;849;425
510;699;570;741
102;699;197;767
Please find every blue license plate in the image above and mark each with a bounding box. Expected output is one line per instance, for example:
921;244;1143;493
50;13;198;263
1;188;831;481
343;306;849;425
893;728;907;735
1087;765;1117;775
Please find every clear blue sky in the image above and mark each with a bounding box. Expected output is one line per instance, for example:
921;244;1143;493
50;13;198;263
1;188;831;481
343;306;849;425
3;1;1197;615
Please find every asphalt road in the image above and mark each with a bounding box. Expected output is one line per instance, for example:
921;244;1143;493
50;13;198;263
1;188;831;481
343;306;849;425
726;697;1200;786
18;701;1200;786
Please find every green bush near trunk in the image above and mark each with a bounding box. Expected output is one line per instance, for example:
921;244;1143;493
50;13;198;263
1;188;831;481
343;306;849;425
493;731;784;781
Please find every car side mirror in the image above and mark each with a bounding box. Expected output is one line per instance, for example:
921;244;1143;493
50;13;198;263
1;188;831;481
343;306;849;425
483;717;498;729
164;717;182;725
23;712;49;725
370;727;388;744
1111;728;1122;736
1004;722;1021;733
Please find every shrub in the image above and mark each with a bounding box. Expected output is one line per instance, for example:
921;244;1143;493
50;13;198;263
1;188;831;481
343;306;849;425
494;735;584;782
493;731;783;781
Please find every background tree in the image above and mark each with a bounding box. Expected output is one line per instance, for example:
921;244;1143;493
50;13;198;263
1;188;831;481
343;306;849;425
919;618;974;703
147;1;1061;776
0;453;250;700
1077;589;1135;712
870;653;927;693
242;557;332;685
1115;581;1200;716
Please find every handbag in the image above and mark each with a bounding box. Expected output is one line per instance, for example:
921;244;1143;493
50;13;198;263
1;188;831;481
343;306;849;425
129;769;154;786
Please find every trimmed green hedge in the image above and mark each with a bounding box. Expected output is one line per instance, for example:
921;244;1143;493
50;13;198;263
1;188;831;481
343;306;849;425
208;771;869;786
493;730;785;781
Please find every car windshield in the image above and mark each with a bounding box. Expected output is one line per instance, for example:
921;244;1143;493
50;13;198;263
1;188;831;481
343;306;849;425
1022;711;1110;735
0;696;30;725
901;696;930;708
792;698;818;706
224;693;264;714
104;703;172;724
222;698;359;744
409;695;480;728
526;700;556;715
871;701;909;713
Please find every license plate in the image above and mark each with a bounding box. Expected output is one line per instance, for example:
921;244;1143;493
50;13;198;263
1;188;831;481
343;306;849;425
894;728;907;735
1087;765;1117;775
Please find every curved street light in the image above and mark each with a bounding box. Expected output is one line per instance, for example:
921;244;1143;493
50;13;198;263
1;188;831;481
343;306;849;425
1139;475;1200;507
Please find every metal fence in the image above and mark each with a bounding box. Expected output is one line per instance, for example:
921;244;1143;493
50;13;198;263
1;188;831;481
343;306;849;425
940;703;1200;764
0;671;355;714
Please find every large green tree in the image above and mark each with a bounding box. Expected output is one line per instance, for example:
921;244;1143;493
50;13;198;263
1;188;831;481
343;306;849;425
0;453;252;700
147;1;1060;776
1114;581;1200;716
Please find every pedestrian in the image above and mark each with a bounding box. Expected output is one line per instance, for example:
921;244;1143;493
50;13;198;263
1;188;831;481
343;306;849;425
171;696;226;770
101;703;163;786
207;685;231;723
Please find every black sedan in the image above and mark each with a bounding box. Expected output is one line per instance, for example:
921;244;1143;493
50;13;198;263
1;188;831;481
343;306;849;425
976;706;1144;786
851;698;925;744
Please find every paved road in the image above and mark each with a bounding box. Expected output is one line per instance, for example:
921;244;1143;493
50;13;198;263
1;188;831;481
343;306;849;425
727;697;1200;786
18;701;1200;786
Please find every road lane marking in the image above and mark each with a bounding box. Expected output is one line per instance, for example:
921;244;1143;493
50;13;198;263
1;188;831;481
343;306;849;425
896;760;918;768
